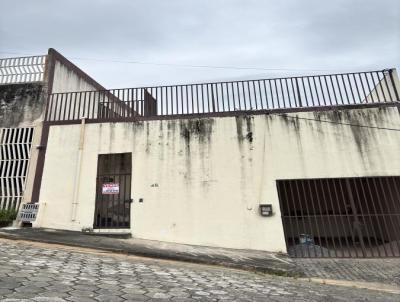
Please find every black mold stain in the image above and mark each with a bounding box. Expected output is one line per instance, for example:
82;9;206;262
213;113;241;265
179;118;214;186
235;115;254;144
246;132;253;143
179;118;214;145
0;83;45;127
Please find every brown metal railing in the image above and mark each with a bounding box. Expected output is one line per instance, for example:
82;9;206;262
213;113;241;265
45;69;400;123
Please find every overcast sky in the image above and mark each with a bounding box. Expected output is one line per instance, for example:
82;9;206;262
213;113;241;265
1;0;399;88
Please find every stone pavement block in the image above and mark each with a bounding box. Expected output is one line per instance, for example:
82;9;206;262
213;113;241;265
0;238;399;301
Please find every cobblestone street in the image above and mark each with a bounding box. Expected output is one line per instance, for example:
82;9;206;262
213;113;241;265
0;239;398;302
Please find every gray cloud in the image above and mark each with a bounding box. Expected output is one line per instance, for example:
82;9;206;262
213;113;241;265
0;0;399;88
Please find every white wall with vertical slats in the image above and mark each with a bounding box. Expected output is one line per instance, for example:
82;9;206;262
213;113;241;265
0;127;34;210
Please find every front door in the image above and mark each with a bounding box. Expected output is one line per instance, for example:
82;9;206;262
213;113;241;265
94;153;132;229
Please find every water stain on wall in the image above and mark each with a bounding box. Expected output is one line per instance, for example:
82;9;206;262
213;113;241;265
0;83;45;127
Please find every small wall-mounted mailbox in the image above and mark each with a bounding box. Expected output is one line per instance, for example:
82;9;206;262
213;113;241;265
259;204;273;217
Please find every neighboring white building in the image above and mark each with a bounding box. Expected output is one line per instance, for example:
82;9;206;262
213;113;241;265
1;49;400;258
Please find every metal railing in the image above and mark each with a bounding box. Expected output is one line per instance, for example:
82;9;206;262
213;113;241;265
0;55;47;85
45;69;400;123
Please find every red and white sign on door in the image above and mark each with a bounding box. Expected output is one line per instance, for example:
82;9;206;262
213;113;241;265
102;183;120;195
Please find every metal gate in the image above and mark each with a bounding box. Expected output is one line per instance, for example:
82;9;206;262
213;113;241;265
277;177;400;258
93;153;132;229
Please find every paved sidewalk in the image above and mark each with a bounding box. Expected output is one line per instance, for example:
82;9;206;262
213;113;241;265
0;228;300;277
1;239;399;301
1;228;400;288
296;258;400;286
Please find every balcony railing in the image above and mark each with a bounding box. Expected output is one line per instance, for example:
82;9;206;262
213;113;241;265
45;69;399;123
0;55;47;85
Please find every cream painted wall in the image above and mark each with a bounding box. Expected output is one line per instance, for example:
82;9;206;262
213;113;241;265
35;106;400;252
51;61;99;93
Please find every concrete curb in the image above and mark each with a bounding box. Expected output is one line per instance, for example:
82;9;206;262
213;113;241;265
302;278;400;294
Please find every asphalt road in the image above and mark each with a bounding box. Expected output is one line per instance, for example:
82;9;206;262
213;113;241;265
0;239;398;301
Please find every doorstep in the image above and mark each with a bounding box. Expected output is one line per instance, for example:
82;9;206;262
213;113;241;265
88;229;132;239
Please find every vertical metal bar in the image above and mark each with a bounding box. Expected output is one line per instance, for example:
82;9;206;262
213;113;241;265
352;177;374;257
374;71;387;103
364;178;389;257
281;182;299;257
279;79;285;108
311;77;321;106
191;85;194;114
251;81;258;110
340;75;350;105
336;179;356;257
376;177;400;256
196;84;200;114
345;74;355;104
256;80;262;110
246;81;252;109
217;83;225;112
306;77;315;107
200;84;205;113
185;85;189;114
371;177;395;256
389;69;400;101
241;81;247;110
357;177;381;257
46;94;55;121
235;82;241;110
357;73;368;103
165;87;169;115
306;179;324;258
325;179;345;257
352;73;362;104
287;181;304;257
175;86;179;115
180;85;184;115
311;179;329;257
291;78;298;107
322;76;333;106
319;179;338;257
383;70;395;102
211;84;218;112
276;182;292;257
225;83;235;111
345;179;366;257
262;80;269;109
299;179;318;257
293;180;310;257
387;177;400;256
363;73;374;103
317;76;327;106
269;80;275;108
274;79;280;108
328;76;338;106
334;75;344;105
300;77;309;107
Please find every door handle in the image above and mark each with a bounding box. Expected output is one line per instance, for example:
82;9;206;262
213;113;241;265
125;199;133;203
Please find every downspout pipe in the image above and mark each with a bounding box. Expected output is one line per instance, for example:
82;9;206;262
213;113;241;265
71;118;86;221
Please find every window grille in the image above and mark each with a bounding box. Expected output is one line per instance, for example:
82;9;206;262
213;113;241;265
0;127;34;210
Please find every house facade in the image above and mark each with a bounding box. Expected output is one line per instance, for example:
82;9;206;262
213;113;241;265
1;49;400;258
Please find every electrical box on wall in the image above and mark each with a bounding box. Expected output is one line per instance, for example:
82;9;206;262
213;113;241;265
259;204;273;217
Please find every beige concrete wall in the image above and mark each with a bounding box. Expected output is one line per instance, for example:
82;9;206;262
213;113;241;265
51;61;99;93
35;106;400;252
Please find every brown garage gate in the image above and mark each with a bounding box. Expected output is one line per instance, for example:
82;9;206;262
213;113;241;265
277;176;400;258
